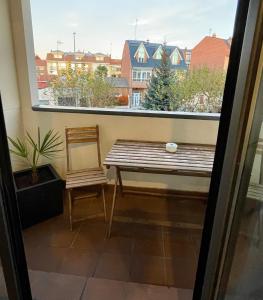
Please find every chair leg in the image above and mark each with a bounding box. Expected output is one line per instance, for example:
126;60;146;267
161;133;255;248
68;189;73;231
101;185;107;222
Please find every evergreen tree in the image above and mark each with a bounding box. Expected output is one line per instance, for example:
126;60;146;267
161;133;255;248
143;46;175;111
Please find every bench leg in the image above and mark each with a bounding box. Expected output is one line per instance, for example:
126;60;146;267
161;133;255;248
101;185;107;222
117;167;123;195
107;168;118;238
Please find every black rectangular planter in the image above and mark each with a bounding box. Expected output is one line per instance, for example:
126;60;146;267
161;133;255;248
13;164;65;229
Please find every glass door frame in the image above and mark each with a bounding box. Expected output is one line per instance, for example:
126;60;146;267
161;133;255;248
193;0;263;299
0;94;32;300
218;48;263;299
0;1;261;299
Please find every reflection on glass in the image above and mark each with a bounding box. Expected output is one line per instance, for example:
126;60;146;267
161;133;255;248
0;257;9;299
225;135;263;299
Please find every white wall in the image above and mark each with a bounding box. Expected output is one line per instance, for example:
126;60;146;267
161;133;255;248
0;0;24;170
5;0;220;192
21;110;219;191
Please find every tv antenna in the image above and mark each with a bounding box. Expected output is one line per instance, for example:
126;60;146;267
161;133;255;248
73;32;76;53
56;40;63;52
134;18;138;40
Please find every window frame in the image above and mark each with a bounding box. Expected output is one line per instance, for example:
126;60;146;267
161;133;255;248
17;0;226;121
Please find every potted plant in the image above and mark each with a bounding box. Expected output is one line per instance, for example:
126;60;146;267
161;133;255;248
8;128;64;229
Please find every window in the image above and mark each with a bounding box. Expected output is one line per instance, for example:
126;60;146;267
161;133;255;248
147;72;151;79
59;62;66;69
171;49;180;65
136;44;147;63
96;56;104;61
154;46;163;59
30;0;237;114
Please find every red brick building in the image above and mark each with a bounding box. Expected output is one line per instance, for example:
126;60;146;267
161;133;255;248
191;35;231;71
35;55;49;89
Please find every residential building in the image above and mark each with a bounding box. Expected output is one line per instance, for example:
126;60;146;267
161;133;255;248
105;77;129;105
181;48;192;68
46;50;121;77
35;55;49;89
191;34;232;71
121;40;188;107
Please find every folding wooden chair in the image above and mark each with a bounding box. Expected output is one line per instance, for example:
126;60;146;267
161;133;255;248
65;125;107;230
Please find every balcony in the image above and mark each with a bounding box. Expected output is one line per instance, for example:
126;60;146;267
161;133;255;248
131;80;149;89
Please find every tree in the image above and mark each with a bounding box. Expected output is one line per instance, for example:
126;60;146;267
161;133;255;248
49;64;91;106
143;46;176;111
171;66;226;113
49;64;117;107
95;65;108;78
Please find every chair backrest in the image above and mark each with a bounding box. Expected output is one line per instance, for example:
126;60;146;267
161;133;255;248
65;125;101;171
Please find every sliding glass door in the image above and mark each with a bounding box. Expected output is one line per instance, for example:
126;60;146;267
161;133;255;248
216;50;263;299
0;95;32;300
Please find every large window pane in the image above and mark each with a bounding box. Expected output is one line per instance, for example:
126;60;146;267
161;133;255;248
30;0;237;112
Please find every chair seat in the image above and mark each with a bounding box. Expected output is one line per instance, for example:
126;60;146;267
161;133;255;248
247;183;263;202
66;167;107;189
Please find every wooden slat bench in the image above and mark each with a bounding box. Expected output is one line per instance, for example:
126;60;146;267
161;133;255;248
104;140;215;237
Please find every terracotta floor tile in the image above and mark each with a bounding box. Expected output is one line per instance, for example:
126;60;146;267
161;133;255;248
94;253;131;281
133;238;164;257
110;221;135;238
58;248;98;277
130;255;166;286
132;223;163;240
164;239;197;260
72;225;106;252
82;278;126;300
103;236;133;255
165;258;197;289
29;270;86;300
25;246;67;273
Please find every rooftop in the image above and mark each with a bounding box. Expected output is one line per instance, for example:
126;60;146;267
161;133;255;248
126;40;188;69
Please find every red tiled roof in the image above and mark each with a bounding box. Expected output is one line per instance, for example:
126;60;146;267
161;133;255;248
35;56;47;66
45;52;122;65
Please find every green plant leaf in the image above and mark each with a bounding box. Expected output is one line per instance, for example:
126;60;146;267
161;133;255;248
8;137;28;158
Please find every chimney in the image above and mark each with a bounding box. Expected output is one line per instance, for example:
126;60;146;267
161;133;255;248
146;39;150;44
212;33;216;38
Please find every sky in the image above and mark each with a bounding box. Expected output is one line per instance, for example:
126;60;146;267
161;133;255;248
30;0;238;59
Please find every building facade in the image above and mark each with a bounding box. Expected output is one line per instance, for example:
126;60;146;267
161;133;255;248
121;40;188;108
190;35;231;71
35;55;49;89
45;51;122;77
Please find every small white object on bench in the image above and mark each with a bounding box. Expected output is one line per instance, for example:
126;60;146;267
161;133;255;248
166;143;178;153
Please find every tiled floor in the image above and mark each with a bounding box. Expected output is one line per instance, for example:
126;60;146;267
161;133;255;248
0;267;193;300
22;188;205;298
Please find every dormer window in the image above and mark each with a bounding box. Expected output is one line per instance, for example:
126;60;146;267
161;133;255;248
138;47;145;63
135;43;149;63
153;46;163;59
170;49;181;65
